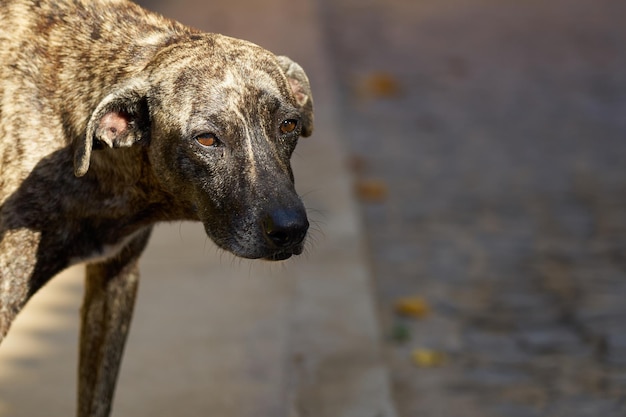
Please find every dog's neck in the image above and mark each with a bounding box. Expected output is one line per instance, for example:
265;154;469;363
86;146;198;222
0;144;191;284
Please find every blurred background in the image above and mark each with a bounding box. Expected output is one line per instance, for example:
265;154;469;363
320;0;626;415
320;0;626;416
2;0;626;416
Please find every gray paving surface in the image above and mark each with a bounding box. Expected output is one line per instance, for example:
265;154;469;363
318;0;626;415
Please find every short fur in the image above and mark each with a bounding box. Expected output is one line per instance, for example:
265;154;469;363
0;0;314;415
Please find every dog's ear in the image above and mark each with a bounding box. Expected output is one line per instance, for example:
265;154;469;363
276;56;314;137
74;78;150;177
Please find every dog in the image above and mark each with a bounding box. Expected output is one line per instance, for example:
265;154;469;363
0;0;314;415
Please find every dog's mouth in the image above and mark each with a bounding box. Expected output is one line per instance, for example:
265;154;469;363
204;219;307;262
263;243;305;261
265;252;294;261
232;240;304;262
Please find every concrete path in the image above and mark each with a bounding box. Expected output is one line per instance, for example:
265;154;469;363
0;0;397;416
318;0;626;415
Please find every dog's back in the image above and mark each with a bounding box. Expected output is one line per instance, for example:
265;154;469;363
0;0;190;199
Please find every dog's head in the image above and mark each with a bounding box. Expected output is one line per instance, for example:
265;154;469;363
74;34;314;261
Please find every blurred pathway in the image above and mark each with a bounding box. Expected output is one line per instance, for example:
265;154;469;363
319;0;626;415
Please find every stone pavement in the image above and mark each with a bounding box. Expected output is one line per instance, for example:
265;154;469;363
318;0;626;415
0;0;397;416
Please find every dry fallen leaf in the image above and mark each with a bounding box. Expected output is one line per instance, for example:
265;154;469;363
361;72;401;99
394;296;431;319
355;179;388;203
412;349;447;368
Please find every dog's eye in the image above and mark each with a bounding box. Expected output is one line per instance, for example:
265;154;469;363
195;133;220;147
280;119;298;134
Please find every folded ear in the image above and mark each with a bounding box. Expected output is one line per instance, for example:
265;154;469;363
276;56;314;137
74;78;150;177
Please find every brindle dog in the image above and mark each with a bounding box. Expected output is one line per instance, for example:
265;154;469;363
0;0;314;415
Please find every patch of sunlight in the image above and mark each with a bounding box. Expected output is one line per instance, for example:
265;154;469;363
0;265;84;416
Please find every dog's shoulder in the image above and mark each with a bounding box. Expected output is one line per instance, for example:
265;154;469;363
0;0;187;196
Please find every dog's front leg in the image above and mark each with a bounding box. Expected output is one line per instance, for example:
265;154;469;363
77;229;151;417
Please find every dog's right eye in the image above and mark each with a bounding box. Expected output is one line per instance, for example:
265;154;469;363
280;119;298;135
195;133;220;147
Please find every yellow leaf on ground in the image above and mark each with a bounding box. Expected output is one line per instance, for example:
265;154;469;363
355;179;388;203
362;72;401;98
394;296;431;318
412;349;446;368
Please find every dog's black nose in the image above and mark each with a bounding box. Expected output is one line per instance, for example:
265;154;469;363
262;209;309;249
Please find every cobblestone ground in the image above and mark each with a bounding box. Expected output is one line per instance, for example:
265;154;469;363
319;0;626;415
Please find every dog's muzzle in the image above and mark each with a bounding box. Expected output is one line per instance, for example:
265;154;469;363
261;208;309;261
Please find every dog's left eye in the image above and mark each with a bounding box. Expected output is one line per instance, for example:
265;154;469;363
195;133;220;147
280;119;298;134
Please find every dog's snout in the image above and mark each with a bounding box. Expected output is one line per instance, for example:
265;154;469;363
262;209;309;250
